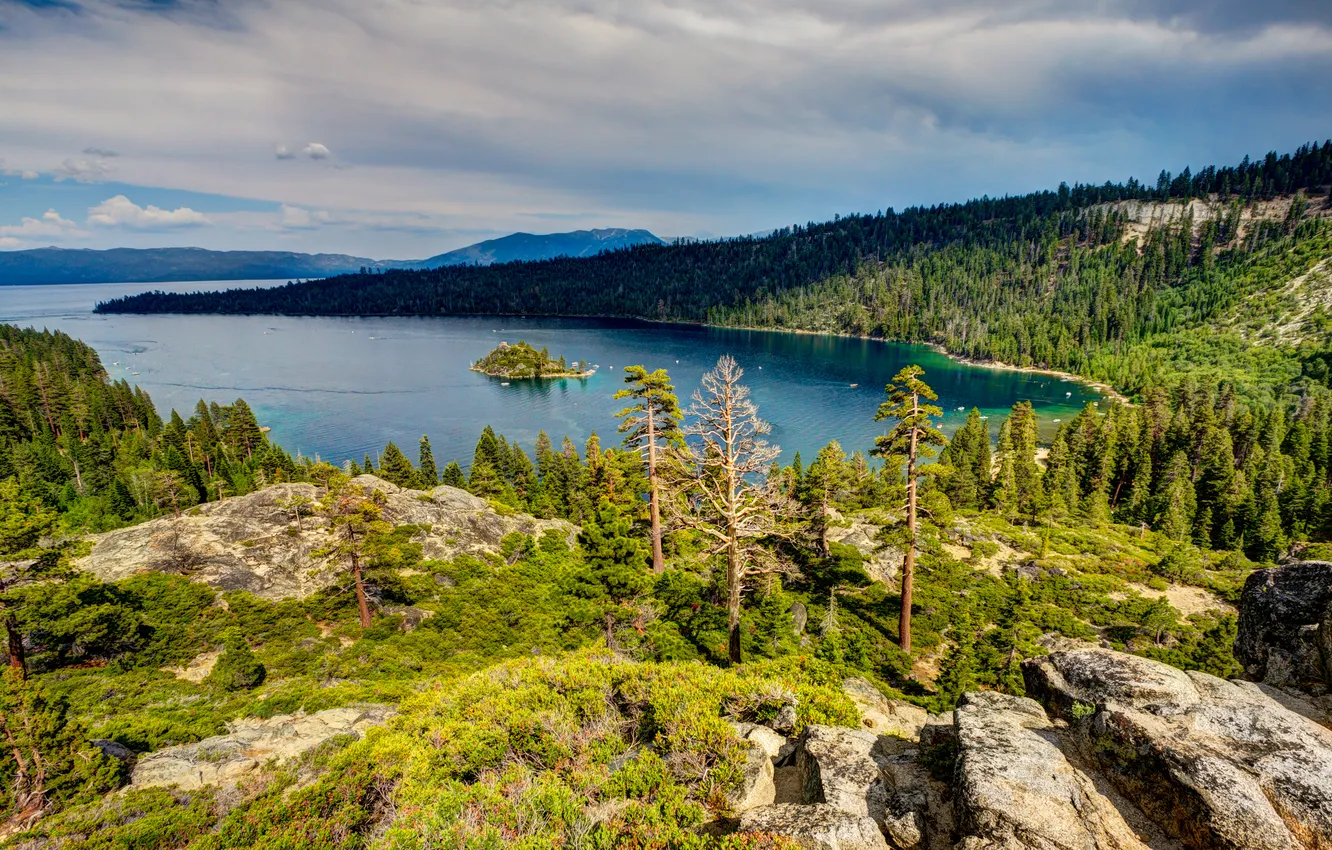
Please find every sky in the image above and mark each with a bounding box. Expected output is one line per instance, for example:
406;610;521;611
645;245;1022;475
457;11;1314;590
1;0;1330;259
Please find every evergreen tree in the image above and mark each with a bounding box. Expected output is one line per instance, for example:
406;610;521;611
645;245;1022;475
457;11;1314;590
569;502;652;648
378;441;417;488
992;402;1041;520
614;366;683;572
417;435;438;487
205;629;266;692
939;408;990;510
872;365;946;654
440;461;466;488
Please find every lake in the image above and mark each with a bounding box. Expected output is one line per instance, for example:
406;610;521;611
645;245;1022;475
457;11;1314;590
0;280;1105;468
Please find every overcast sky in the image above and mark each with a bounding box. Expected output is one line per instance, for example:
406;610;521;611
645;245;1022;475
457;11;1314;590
1;0;1329;258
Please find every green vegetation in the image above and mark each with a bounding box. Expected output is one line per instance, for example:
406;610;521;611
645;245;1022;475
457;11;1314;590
470;340;589;379
9;143;1332;845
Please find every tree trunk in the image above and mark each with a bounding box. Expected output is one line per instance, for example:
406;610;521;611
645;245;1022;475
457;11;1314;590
647;410;665;573
727;540;742;665
348;527;372;629
5;614;25;679
901;396;919;654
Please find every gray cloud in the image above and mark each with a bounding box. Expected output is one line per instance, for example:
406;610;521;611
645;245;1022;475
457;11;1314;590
81;146;119;157
1;0;1329;255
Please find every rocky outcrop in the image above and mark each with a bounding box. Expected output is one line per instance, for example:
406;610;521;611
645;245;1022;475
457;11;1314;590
739;803;888;850
1025;647;1332;850
131;705;395;790
1235;561;1332;691
77;476;577;599
953;691;1152;850
842;677;930;740
828;516;902;585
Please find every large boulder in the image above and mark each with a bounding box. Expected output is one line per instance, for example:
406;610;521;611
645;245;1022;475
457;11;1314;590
1235;561;1332;691
78;476;577;599
952;691;1151;850
798;725;889;824
739;803;888;850
1025;647;1332;850
131;705;394;790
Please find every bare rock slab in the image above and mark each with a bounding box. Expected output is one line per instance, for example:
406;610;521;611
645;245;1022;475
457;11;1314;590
131;705;394;790
953;691;1151;850
1025;646;1332;850
78;476;577;600
1235;561;1332;691
739;803;889;850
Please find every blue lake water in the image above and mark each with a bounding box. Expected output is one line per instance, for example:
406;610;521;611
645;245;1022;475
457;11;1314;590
0;280;1105;468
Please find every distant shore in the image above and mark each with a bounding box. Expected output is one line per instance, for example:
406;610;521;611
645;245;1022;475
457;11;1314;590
682;317;1132;405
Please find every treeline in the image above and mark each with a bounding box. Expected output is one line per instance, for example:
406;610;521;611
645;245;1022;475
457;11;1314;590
937;378;1332;564
0;326;299;541
96;146;1332;333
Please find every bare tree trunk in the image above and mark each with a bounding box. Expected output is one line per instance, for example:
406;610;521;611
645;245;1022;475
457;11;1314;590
727;539;742;664
647;410;665;573
901;393;919;654
5;614;25;679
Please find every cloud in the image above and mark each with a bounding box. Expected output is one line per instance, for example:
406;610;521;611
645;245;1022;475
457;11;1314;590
54;156;115;182
279;204;331;228
275;142;333;161
81;146;119;157
0;208;88;244
0;0;1329;255
87;195;209;228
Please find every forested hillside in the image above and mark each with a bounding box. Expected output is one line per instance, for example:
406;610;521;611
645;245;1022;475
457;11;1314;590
0;326;296;537
99;145;1332;395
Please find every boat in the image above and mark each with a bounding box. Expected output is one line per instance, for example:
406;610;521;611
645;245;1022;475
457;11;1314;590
500;382;509;386
850;383;858;388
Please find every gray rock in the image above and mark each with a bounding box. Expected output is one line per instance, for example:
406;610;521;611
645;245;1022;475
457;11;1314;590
90;738;137;769
728;740;777;812
798;725;888;825
791;601;809;635
739;803;889;850
1235;561;1332;690
842;677;929;740
771;700;799;735
1025;646;1332;850
732;721;790;761
953;690;1151;850
77;476;577;600
131;705;395;790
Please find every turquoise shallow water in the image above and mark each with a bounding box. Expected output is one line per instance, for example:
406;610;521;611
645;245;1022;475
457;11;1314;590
0;280;1104;467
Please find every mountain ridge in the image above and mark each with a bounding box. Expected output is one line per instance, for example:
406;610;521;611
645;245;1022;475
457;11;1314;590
0;227;663;285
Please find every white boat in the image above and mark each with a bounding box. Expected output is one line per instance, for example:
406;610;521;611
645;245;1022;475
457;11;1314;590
500;382;509;386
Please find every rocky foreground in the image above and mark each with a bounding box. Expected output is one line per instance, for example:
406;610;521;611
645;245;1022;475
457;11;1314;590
76;475;577;599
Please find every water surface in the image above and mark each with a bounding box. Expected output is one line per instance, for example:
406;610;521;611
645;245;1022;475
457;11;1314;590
0;280;1104;467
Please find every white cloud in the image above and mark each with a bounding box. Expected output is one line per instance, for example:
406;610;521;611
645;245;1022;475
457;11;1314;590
87;195;209;228
0;209;88;245
20;171;38;180
302;142;332;160
275;144;296;160
279;204;331;228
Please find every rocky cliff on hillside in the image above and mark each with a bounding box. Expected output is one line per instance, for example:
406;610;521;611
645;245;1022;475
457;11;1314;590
76;475;577;599
731;562;1332;850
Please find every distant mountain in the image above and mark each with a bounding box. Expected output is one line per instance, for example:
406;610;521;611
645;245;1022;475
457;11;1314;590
0;227;664;285
0;247;388;286
408;228;664;269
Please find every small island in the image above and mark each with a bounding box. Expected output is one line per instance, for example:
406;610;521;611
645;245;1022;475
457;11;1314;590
471;340;593;379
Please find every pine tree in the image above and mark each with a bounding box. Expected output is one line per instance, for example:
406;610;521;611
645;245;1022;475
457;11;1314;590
417;435;438;488
224;398;263;460
569;502;652;648
440;461;466;489
939;408;989;510
378;442;417;489
614;366;683;572
872;365;946;654
992;402;1041;519
804;441;850;556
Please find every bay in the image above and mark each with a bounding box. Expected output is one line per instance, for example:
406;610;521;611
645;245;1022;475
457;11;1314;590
0;280;1105;468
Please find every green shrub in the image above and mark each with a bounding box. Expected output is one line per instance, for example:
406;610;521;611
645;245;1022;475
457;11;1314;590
205;631;266;692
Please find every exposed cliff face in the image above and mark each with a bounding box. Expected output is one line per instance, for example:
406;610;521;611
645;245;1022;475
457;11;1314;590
76;475;577;599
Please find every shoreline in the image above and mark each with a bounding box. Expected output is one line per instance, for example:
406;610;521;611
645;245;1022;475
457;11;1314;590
684;317;1132;406
469;365;595;380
